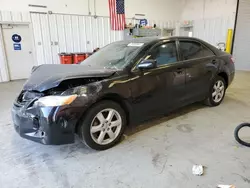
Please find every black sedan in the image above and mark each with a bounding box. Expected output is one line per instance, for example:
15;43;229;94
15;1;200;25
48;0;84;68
12;37;235;150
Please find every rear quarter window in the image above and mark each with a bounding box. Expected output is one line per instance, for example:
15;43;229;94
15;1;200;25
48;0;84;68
180;41;214;61
202;45;215;57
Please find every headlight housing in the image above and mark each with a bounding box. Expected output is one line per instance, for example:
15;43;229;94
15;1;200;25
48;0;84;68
34;95;77;107
34;85;95;107
62;86;88;96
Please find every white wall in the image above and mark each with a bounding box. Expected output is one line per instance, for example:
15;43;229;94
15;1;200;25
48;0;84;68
179;0;237;49
181;0;237;20
0;0;183;22
125;0;183;21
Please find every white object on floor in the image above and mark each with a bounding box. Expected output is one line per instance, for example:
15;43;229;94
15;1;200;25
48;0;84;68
217;185;236;188
192;165;203;176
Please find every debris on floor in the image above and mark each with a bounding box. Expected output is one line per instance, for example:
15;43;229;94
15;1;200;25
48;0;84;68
217;185;236;188
192;165;204;176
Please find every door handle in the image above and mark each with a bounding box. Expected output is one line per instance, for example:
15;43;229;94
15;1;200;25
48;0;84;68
212;60;217;64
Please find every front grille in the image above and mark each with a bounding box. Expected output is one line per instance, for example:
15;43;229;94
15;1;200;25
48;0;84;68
16;91;44;106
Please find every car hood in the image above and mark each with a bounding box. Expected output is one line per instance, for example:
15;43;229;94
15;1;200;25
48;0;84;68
23;64;117;92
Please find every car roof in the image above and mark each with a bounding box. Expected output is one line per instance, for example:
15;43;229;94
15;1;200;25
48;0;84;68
120;37;158;44
160;36;209;42
117;36;220;55
133;36;222;55
124;36;206;44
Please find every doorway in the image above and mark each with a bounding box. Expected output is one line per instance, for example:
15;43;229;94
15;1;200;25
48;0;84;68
1;24;34;80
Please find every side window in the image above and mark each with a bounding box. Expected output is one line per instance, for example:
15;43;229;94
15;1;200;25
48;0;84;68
179;41;203;60
202;45;215;57
150;42;178;66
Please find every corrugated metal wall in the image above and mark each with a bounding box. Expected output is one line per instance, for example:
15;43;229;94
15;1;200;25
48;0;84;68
30;13;125;65
0;10;235;82
192;15;235;47
0;11;31;23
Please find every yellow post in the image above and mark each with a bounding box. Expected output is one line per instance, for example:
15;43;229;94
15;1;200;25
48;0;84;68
226;29;233;53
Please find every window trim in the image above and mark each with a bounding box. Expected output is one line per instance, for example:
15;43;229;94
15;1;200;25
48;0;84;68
201;43;215;57
178;39;215;62
131;39;180;72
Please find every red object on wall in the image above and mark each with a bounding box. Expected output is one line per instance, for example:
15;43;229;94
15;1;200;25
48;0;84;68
73;53;86;64
59;53;73;64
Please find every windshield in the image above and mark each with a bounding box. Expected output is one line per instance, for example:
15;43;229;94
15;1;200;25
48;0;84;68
80;41;144;69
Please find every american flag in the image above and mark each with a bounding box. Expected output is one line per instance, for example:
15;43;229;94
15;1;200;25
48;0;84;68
108;0;126;30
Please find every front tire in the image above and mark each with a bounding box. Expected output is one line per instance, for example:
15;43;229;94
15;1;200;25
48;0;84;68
204;76;226;106
78;100;126;150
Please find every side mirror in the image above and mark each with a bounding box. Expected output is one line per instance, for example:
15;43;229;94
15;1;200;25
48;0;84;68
137;60;157;70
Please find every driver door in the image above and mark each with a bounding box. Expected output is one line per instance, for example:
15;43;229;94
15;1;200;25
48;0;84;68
130;40;186;119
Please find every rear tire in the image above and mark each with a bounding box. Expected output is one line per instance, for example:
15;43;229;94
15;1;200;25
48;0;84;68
204;76;226;106
78;100;126;150
234;123;250;147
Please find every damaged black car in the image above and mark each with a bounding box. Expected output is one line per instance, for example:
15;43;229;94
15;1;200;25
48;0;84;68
12;37;235;150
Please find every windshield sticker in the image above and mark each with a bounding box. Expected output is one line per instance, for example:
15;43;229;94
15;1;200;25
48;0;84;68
127;43;144;47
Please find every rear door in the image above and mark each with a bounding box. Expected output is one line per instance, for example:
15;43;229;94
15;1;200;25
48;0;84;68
178;39;216;102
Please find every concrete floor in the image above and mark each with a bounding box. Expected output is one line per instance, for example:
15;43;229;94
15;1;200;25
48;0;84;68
0;71;250;188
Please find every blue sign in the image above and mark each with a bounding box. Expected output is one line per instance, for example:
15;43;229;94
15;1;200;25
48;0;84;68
12;34;22;43
140;19;148;26
13;43;21;50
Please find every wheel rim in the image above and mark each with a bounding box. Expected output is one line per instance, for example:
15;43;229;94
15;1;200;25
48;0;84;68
212;80;225;103
90;108;122;145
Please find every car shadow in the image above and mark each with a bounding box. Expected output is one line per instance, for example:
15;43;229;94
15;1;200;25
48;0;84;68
34;103;207;158
124;102;206;137
123;93;243;138
27;102;206;158
56;102;206;156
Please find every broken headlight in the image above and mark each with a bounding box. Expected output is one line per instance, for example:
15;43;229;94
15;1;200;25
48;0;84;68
62;86;88;96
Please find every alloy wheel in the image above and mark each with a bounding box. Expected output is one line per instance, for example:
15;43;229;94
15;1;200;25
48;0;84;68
90;108;122;145
212;80;225;103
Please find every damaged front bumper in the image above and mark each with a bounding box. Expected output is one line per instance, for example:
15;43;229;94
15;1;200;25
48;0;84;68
11;101;82;145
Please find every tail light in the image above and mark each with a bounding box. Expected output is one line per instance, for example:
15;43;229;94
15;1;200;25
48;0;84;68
230;56;235;64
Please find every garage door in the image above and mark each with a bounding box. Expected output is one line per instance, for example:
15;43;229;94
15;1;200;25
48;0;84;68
233;0;250;70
